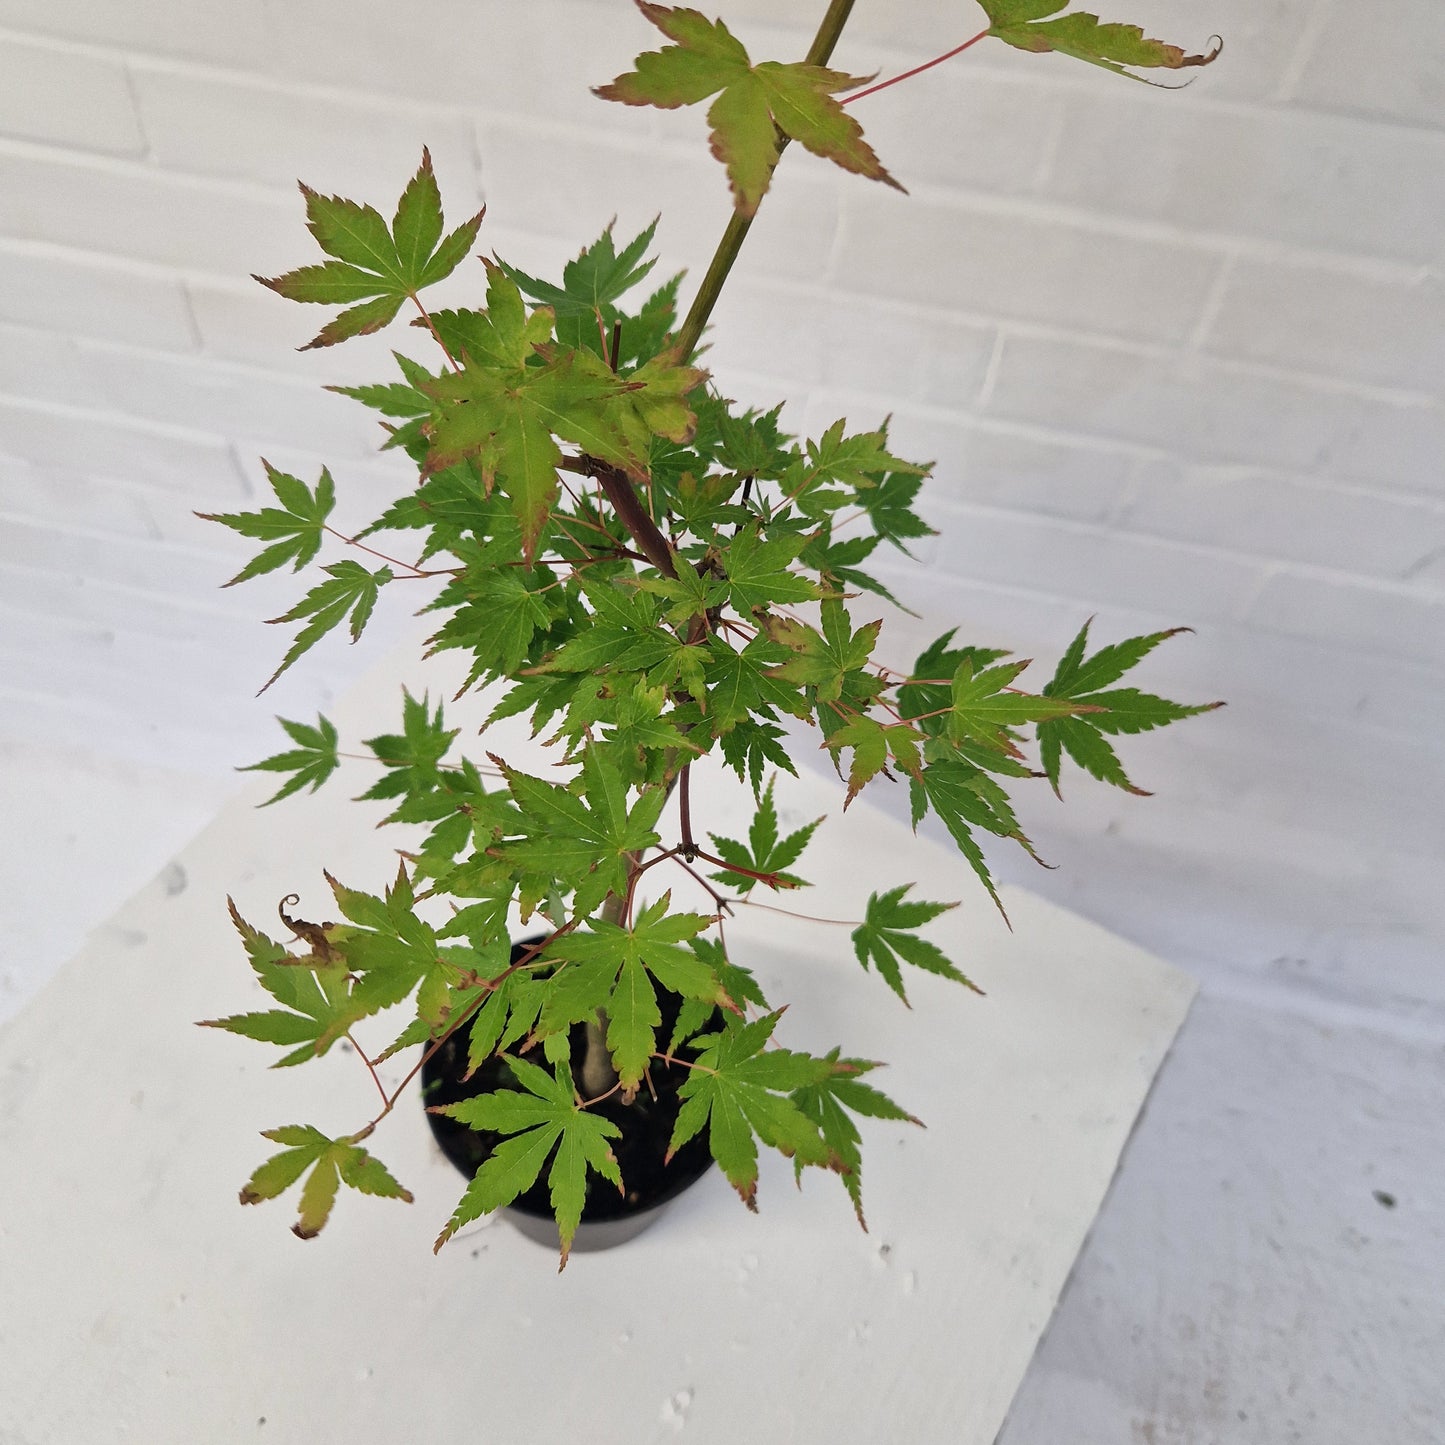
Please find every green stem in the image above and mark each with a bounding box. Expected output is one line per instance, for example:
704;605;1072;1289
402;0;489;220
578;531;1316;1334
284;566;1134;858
674;0;858;360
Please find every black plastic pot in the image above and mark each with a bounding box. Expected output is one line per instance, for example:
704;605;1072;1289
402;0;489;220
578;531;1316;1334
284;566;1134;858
421;938;717;1252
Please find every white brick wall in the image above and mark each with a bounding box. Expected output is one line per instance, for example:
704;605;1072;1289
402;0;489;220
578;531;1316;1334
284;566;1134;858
0;0;1437;972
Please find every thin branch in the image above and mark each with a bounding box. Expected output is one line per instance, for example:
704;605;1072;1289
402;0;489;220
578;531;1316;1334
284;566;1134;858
346;1032;390;1107
410;294;462;372
675;0;858;359
839;29;991;107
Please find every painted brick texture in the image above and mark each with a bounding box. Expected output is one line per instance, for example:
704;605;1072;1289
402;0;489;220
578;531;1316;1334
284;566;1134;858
0;0;1440;1013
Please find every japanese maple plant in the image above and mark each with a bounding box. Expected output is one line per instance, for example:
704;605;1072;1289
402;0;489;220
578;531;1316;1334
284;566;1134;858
202;0;1222;1267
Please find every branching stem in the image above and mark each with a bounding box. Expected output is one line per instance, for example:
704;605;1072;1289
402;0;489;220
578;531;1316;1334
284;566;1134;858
675;0;859;360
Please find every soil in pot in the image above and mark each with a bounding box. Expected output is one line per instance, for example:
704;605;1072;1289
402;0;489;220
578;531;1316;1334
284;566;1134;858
421;938;718;1250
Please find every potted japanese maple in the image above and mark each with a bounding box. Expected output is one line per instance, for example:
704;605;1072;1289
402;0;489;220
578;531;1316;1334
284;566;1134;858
202;0;1221;1267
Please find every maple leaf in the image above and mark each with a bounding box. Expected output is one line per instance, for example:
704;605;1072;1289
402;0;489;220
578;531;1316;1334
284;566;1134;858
240;1125;413;1239
239;713;340;806
356;690;459;807
199;462;334;587
503;220;667;358
432;1055;623;1267
596;3;902;215
667;1011;838;1208
255;148;485;349
945;655;1087;754
261;559;393;692
424;264;703;561
496;747;671;915
718;718;798;795
790;1052;919;1227
721;527;819;614
1039;620;1222;796
703;633;810;735
823;716;924;806
708;776;821;893
764;599;881;704
851;885;975;1004
323;863;465;1029
199;900;360;1066
543;895;729;1094
980;1;1221;82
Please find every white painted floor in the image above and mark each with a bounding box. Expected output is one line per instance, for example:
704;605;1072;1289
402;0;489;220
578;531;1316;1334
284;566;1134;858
2;654;1442;1442
1;660;1196;1445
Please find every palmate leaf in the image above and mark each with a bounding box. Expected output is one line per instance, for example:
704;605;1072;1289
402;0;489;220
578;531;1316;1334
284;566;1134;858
851;884;975;1004
498;747;671;917
199;900;358;1067
502;220;665;357
357;690;458;806
199;462;334;587
432;1055;623;1267
791;1052;919;1227
721;527;819;613
910;759;1012;920
946;655;1087;755
255;148;485;349
980;1;1221;82
240;1125;412;1239
261;559;393;693
323;862;466;1030
240;713;340;806
596;3;902;215
708;775;821;894
823;715;924;806
423;264;704;561
719;718;798;796
763;598;881;705
667;1011;839;1209
542;895;731;1094
1039;619;1222;795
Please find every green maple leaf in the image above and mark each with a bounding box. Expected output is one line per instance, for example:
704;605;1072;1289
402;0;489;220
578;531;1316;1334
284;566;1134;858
703;633;809;734
240;1125;413;1239
897;631;1011;738
824;716;924;806
1039;620;1222;795
910;759;1013;919
432;1055;623;1266
199;462;334;587
255;148;485;349
804;418;925;495
424;265;703;561
946;655;1086;754
499;747;670;916
667;1011;838;1209
261;559;392;692
427;565;557;690
356;690;458;807
239;713;340;806
708;775;821;894
596;3;902;215
543;895;729;1093
722;528;819;613
980;1;1222;82
764;598;881;704
199;900;359;1066
718;718;798;796
851;885;974;1004
323;862;465;1029
801;533;905;610
502;220;665;357
791;1052;919;1227
855;471;935;553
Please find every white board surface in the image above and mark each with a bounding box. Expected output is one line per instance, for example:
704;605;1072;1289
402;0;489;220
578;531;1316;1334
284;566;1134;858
0;651;1194;1445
